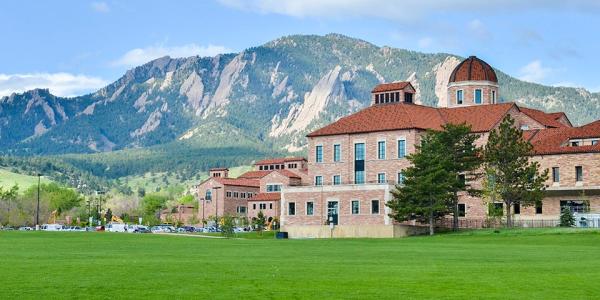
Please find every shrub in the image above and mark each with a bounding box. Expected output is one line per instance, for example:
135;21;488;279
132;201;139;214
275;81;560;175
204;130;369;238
559;208;575;227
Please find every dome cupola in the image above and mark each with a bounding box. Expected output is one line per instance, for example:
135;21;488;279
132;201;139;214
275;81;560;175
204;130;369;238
446;56;499;108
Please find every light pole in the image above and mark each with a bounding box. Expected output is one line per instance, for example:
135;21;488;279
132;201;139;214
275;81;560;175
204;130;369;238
213;186;221;231
35;173;41;229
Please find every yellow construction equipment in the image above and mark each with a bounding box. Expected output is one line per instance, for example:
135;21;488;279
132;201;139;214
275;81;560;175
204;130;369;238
111;215;124;223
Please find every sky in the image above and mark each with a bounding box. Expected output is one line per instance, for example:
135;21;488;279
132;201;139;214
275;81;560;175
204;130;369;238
1;0;600;97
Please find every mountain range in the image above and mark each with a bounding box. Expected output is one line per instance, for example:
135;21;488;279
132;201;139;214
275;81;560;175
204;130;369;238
1;33;599;180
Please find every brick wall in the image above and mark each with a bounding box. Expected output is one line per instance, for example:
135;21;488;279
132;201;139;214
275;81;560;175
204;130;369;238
447;82;498;107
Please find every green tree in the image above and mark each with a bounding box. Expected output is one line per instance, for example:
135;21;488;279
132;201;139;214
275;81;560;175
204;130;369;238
142;194;169;220
220;215;235;237
0;184;19;225
483;115;548;227
253;211;266;235
435;123;483;230
559;208;575;227
388;132;453;235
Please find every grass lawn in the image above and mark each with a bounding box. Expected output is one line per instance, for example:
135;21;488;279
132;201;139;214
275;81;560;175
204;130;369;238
1;229;600;299
0;168;51;191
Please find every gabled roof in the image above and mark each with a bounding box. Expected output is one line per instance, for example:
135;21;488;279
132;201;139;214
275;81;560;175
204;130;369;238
525;121;600;155
255;157;306;165
371;82;413;93
307;102;515;137
247;193;281;202
239;169;301;180
518;107;567;128
211;177;260;188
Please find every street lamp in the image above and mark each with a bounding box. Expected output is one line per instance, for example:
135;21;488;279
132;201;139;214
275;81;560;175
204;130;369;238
35;173;41;229
213;186;222;231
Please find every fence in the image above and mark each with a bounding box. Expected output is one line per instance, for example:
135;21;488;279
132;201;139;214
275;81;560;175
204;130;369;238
435;218;561;229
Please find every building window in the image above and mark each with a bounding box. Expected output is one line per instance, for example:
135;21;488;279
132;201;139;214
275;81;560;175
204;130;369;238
474;89;482;104
240;192;246;199
333;144;341;162
514;203;520;214
552;167;560;183
397;172;405;184
316;145;323;163
535;202;543;214
397;139;406;158
404;92;413;103
306;202;314;215
456;90;463;105
354;143;365;184
226;191;232;197
592;140;599;145
266;184;282;192
351;200;360;215
315;176;323;186
560;200;588;213
385;93;390;102
333;175;341;185
571;141;580;147
377;173;386;184
491;90;496;104
371;200;380;214
377;140;386;159
233;192;239;198
458;203;466;217
575;166;583;182
205;190;212;201
237;206;247;214
269;203;273;209
288;202;296;215
259;203;267;210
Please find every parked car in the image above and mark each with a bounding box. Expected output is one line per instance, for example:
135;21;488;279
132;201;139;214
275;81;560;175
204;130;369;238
150;226;173;233
95;225;105;231
177;226;195;233
132;226;150;233
2;227;15;231
41;224;65;231
18;226;33;231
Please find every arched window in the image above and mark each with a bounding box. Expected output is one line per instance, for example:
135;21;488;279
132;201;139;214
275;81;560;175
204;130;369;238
205;190;212;201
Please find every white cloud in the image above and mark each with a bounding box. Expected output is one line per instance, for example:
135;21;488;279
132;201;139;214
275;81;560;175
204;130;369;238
218;0;600;21
91;1;110;13
112;44;232;67
0;73;108;97
518;60;553;83
468;19;491;40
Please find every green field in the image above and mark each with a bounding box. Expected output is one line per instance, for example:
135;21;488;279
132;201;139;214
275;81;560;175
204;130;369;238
1;229;600;299
0;168;51;191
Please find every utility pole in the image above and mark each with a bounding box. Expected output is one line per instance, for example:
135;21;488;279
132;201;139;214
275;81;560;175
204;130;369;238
35;173;41;229
213;186;221;231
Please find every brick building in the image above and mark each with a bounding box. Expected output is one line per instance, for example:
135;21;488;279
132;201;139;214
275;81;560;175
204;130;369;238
281;56;600;238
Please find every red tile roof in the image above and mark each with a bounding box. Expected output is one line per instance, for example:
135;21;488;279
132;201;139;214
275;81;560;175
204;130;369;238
519;107;567;128
449;56;497;83
276;170;301;179
212;177;260;188
238;170;272;179
307;102;515;137
209;167;229;171
371;82;413;93
248;192;281;202
525;122;600;155
255;157;306;165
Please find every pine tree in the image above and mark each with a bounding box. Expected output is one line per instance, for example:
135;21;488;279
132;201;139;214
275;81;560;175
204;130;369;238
388;132;453;235
559;208;575;227
435;123;483;230
483;115;548;227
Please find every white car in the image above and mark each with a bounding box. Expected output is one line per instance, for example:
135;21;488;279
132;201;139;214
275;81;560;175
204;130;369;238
41;224;65;231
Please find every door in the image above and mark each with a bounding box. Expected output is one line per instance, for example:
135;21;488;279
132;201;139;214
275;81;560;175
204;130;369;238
327;201;339;225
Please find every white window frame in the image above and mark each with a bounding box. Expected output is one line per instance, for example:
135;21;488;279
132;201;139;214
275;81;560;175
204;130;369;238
306;201;314;216
397;171;405;184
315;175;323;186
377;172;386;184
491;90;496;104
377;139;386;160
288;202;296;216
332;175;341;185
315;144;323;163
456;89;464;105
397;137;407;159
333;143;342;162
371;199;380;215
474;89;482;104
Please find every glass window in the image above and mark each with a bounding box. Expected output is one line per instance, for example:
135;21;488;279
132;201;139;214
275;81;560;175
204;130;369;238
333;144;341;162
269;203;272;209
333;175;341;185
377;173;386;184
397;172;405;184
378;141;386;159
458;203;466;217
576;166;583;182
592;140;598;145
514;203;520;214
561;200;588;213
492;90;496;104
288;203;296;215
226;191;232;197
354;143;365;160
315;176;323;186
385;93;390;102
307;202;314;215
267;184;282;192
552;167;560;183
352;200;360;215
237;206;247;214
315;145;323;163
354;171;365;184
404;92;413;103
456;90;463;104
259;203;266;210
536;202;543;214
252;203;256;210
474;89;482;104
233;192;239;198
355;143;365;184
398;139;406;158
371;200;380;214
205;190;212;201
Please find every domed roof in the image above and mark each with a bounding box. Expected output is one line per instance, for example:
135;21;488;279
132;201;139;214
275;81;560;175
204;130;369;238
449;56;497;83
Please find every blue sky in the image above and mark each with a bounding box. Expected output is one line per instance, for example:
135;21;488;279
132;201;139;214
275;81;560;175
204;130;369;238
1;0;600;97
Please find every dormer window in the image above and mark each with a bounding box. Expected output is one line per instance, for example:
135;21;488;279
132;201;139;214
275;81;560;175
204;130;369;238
456;90;464;105
474;89;482;104
571;141;580;147
520;125;529;130
404;93;413;103
593;140;599;145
